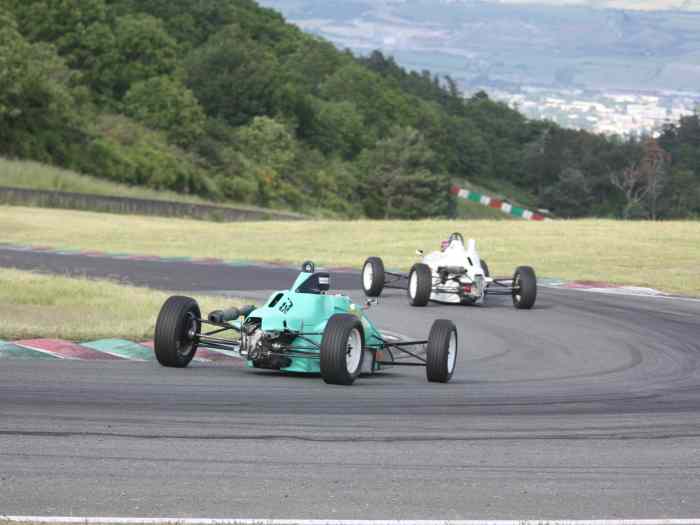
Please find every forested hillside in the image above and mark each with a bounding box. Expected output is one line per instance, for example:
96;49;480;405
1;0;698;218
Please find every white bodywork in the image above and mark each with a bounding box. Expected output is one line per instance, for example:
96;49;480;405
421;238;492;304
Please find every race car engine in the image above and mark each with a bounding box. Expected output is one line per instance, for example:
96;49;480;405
240;317;264;359
240;317;295;369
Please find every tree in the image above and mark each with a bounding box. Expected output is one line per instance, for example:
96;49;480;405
308;99;367;158
642;139;671;220
106;14;178;99
75;13;178;100
610;164;651;219
233;116;301;208
357;127;449;219
0;12;83;160
318;63;405;139
124;76;206;147
610;139;671;219
444;116;493;179
185;25;280;127
663;168;700;218
542;168;593;217
8;0;109;60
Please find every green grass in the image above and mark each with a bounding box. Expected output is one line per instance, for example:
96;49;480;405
0;156;207;203
1;206;698;295
0;156;298;215
0;267;239;341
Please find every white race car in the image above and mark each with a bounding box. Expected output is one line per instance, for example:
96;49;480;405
361;233;537;309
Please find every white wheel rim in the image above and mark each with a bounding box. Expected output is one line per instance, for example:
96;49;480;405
447;331;457;373
346;328;362;374
363;263;373;291
409;271;418;298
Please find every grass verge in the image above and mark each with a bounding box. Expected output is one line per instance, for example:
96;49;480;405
0;156;300;216
0;206;698;295
0;267;239;341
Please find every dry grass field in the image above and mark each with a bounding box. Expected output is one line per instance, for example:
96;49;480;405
1;205;698;295
0;267;236;341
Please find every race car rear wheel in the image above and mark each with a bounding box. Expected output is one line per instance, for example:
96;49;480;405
154;296;201;367
426;319;458;383
320;314;365;386
512;266;537;310
408;263;432;306
362;256;385;297
480;259;490;277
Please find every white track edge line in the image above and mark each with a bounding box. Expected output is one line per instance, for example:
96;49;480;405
16;342;139;361
539;283;700;303
3;518;700;525
13;343;67;359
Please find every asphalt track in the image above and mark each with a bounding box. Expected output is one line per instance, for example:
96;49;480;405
0;247;361;292
1;248;700;519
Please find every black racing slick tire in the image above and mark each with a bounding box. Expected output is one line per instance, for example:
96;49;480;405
362;257;385;297
320;314;365;386
154;296;201;367
512;266;537;310
426;319;458;383
480;259;490;277
408;263;432;306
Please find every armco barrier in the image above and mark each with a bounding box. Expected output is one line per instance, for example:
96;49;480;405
0;186;305;222
450;185;550;221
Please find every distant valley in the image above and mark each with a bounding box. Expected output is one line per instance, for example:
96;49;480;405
259;0;700;133
259;0;700;92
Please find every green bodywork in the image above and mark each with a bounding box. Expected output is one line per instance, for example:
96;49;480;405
243;271;385;373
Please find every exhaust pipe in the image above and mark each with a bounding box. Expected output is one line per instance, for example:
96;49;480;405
208;304;257;324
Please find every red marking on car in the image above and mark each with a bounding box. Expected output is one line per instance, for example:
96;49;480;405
462;284;472;293
14;339;124;360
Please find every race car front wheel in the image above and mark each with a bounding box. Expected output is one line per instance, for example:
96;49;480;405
154;296;201;367
320;314;365;386
362;256;385;297
512;266;537;310
408;263;432;306
426;319;458;383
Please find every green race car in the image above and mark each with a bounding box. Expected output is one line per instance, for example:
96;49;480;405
154;262;458;385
